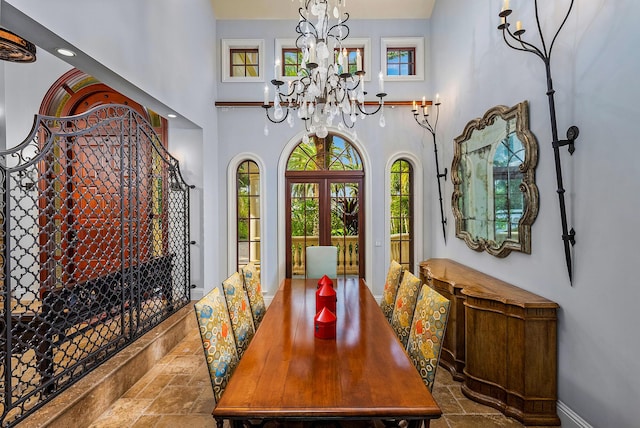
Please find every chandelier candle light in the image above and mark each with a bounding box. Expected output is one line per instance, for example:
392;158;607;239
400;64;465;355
412;94;447;243
498;0;578;283
263;0;387;139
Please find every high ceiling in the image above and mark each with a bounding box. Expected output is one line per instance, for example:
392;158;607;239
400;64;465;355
210;0;435;20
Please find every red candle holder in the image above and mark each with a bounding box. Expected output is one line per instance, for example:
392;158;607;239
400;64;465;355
317;274;334;289
314;306;336;339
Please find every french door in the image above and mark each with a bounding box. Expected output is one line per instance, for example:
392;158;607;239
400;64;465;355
286;171;364;278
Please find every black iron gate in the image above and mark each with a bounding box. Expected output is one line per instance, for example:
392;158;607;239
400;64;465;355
0;104;192;426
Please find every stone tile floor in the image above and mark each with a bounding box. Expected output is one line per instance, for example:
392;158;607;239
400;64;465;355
90;322;560;428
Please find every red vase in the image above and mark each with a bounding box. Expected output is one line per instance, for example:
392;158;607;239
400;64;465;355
316;281;337;315
314;306;336;339
317;274;334;289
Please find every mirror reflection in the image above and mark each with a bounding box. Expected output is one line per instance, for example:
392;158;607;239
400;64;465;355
452;101;538;257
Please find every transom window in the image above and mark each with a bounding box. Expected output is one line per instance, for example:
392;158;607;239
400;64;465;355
390;159;413;271
282;48;304;77
230;48;259;77
237;160;261;275
335;47;363;74
386;47;416;76
287;134;363;171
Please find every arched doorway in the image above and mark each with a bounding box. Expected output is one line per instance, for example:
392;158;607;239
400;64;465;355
285;133;364;278
37;69;169;286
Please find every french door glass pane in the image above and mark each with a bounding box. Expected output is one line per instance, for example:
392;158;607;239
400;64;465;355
330;182;359;277
290;183;319;277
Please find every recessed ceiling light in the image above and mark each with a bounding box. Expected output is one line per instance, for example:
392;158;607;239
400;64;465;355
167;113;177;118
56;48;76;57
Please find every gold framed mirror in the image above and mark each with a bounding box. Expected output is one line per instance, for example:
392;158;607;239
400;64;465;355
451;101;539;257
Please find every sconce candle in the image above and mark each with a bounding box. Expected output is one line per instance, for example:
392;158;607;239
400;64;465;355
378;72;384;93
274;59;280;79
264;86;269;105
516;21;522;31
356;49;362;71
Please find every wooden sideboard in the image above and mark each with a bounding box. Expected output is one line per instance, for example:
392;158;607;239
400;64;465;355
419;258;560;426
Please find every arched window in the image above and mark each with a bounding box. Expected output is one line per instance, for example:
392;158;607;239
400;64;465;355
390;159;413;271
237;160;261;276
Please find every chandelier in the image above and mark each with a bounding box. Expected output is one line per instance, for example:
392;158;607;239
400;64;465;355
262;0;387;140
0;28;36;63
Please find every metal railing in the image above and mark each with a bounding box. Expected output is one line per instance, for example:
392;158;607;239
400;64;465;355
0;104;192;426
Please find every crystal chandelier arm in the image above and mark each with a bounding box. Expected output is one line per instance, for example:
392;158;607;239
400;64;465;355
356;100;383;116
327;12;350;42
263;105;290;124
340;110;356;128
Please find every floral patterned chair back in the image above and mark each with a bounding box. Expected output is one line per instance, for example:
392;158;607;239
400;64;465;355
241;262;266;327
222;272;256;357
380;260;404;323
406;284;450;391
390;270;422;347
194;287;239;402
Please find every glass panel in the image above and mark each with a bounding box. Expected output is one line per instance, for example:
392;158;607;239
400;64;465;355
232;52;246;64
390;159;413;271
237;160;261;272
387;50;400;64
290;182;320;277
387;64;400;76
284;65;298;77
249;218;261;239
287;134;363;171
248;161;259;173
248;195;260;216
246;65;258;77
330;182;359;277
238;219;249;241
238;241;250;264
232;66;245;77
246;52;258;64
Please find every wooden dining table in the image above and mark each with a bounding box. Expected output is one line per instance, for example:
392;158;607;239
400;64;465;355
213;277;442;426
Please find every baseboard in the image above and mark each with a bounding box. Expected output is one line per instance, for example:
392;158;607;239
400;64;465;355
558;400;593;428
18;304;195;428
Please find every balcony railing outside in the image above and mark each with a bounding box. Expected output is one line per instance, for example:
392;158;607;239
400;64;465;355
290;234;410;276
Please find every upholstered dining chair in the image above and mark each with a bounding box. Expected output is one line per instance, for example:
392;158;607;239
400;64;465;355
194;287;239;428
241;262;267;328
222;272;256;358
380;260;404;323
406;284;451;392
389;270;422;348
305;245;338;279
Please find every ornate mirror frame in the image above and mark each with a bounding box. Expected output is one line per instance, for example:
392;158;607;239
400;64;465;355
451;101;539;257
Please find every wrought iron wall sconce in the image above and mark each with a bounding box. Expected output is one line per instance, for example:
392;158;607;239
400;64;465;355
498;0;578;283
412;96;448;243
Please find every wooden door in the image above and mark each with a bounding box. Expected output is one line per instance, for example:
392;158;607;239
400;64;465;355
52;86;155;283
285;173;363;278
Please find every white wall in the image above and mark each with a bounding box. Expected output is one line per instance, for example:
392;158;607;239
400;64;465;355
216;19;433;298
2;0;216;299
430;1;640;426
